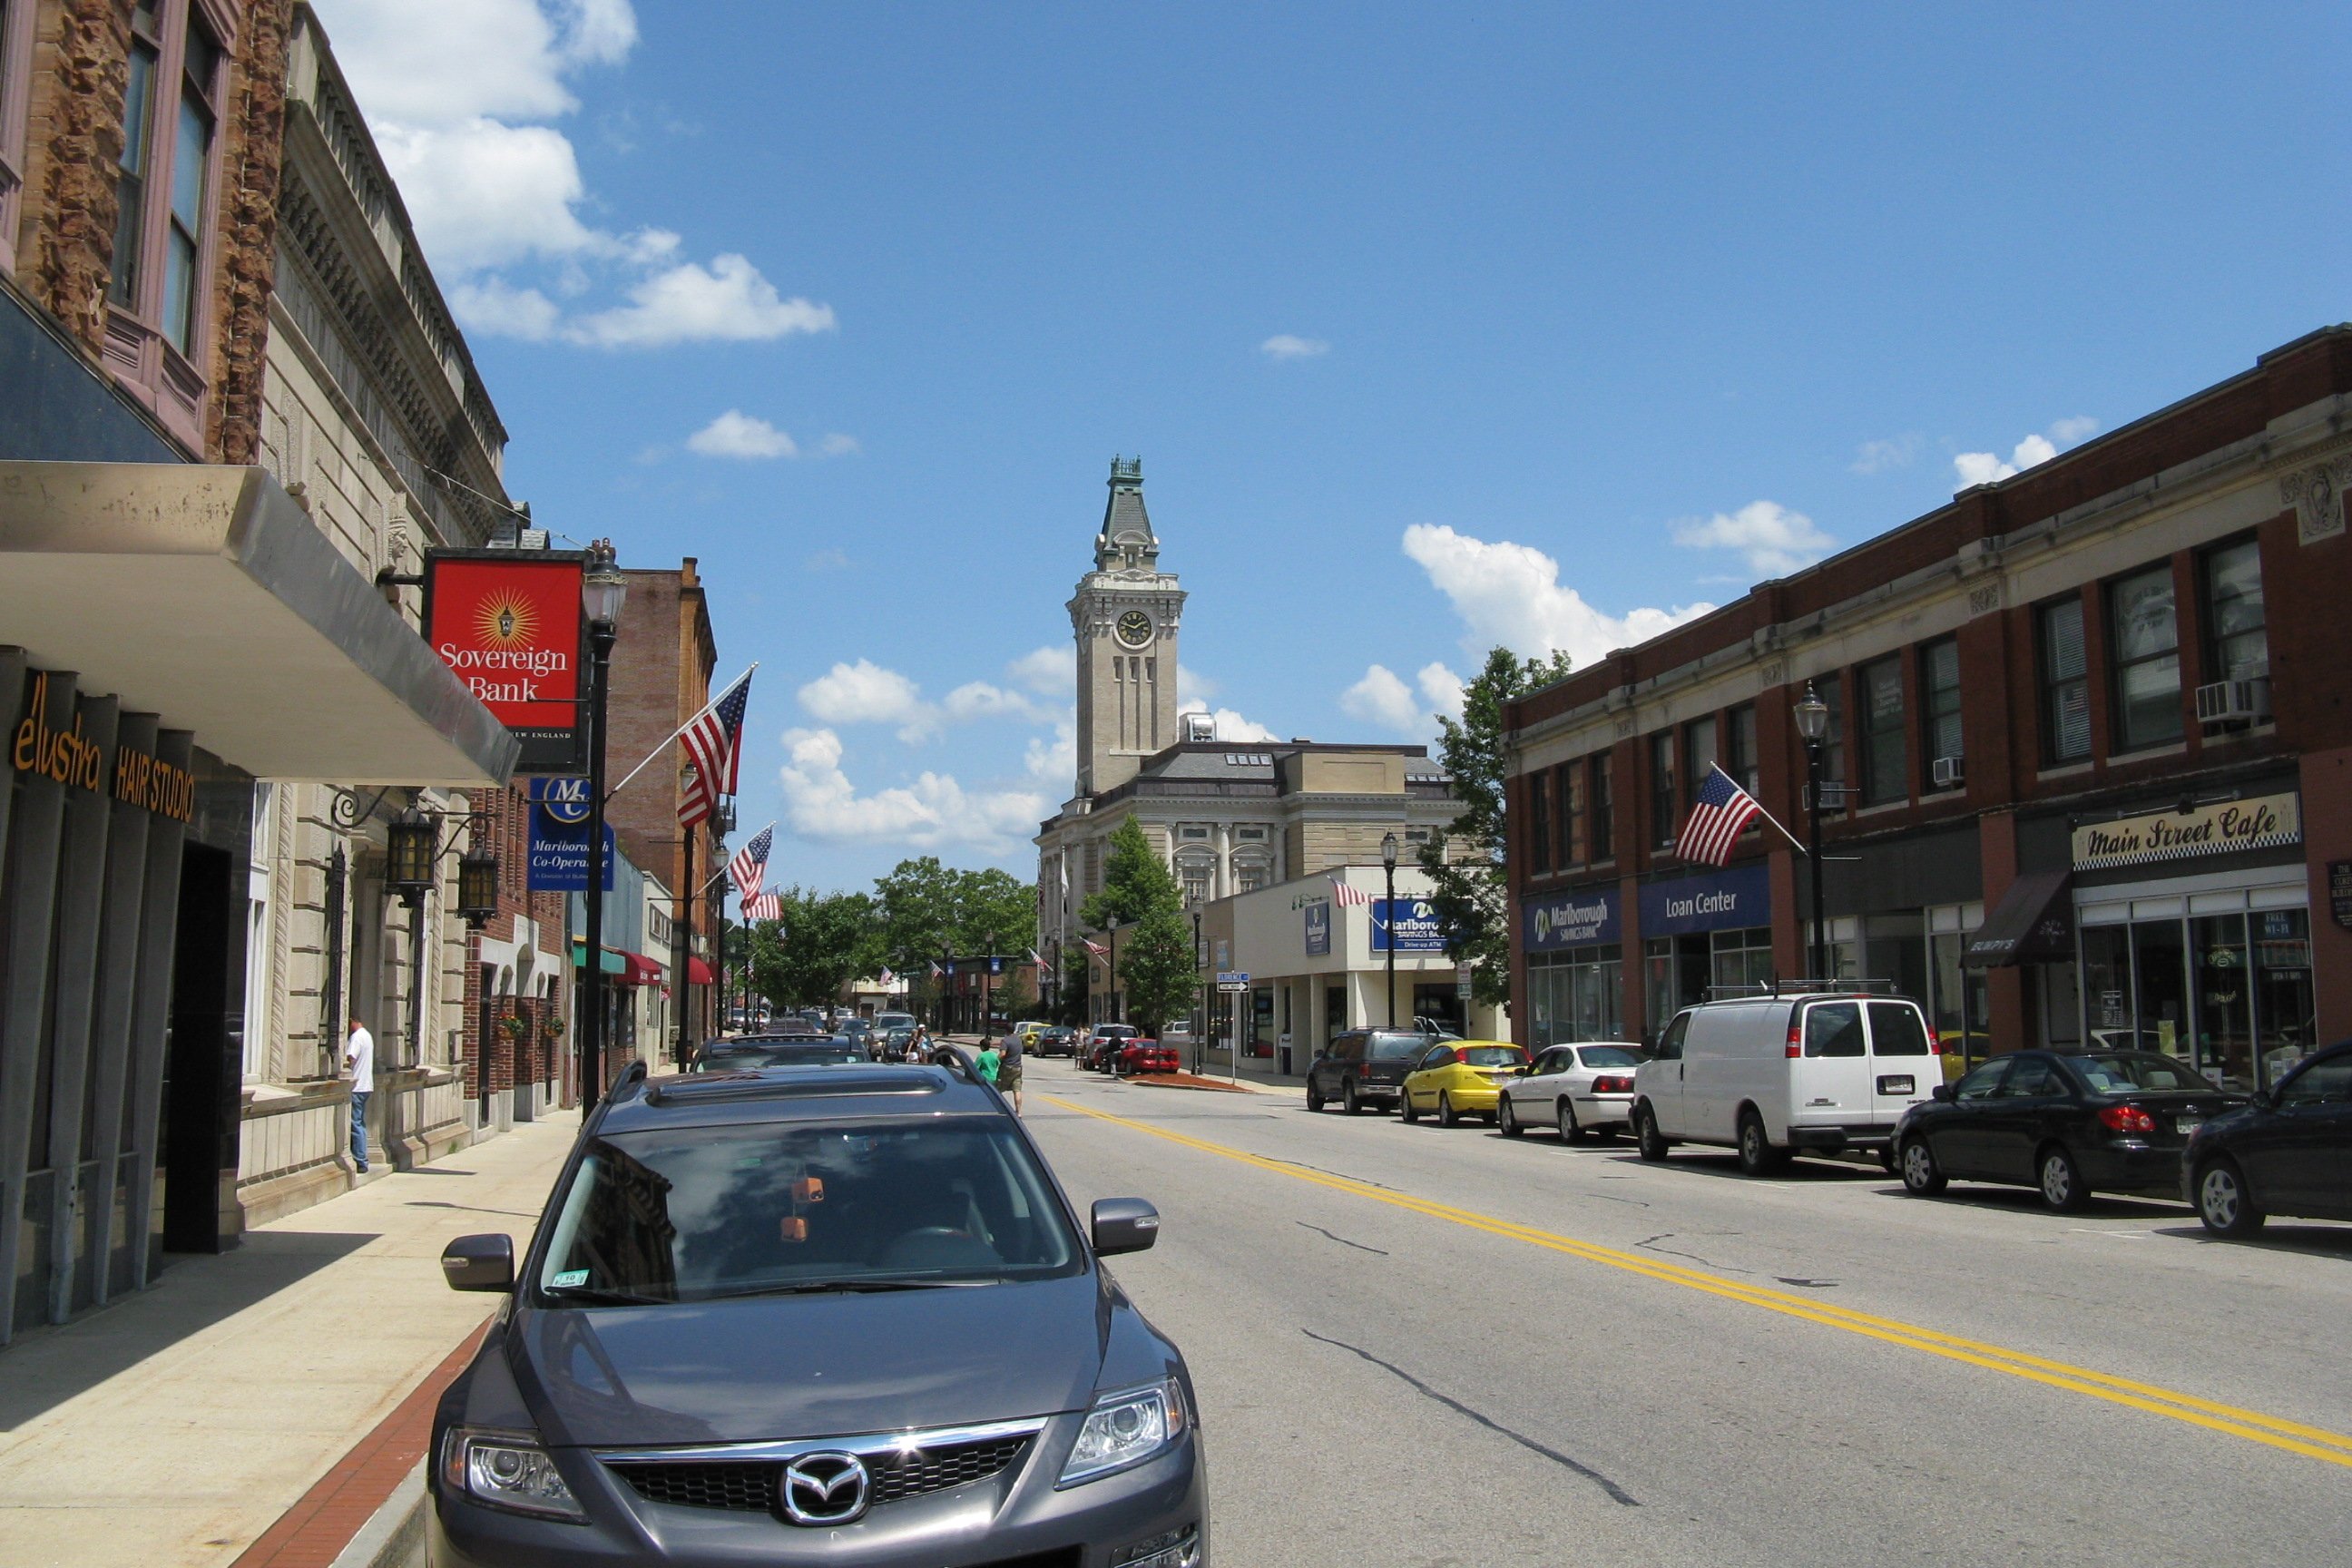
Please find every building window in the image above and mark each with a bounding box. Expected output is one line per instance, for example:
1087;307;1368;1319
1527;770;1552;875
1649;732;1677;848
2202;537;2268;681
1683;715;1719;795
1857;656;1906;805
1726;703;1758;796
0;0;34;275
1180;826;1210;840
2108;563;2183;751
1558;760;1584;867
1920;638;1962;784
1817;672;1847;787
1236;826;1266;840
1180;867;1210;906
2038;596;2091;764
1236;867;1266;895
106;0;227;421
1590;753;1613;858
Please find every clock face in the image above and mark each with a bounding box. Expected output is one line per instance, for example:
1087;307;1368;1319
1115;610;1155;649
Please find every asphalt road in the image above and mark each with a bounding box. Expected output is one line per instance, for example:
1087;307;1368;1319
1020;1059;2352;1567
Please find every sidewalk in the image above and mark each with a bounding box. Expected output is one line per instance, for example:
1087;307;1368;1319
0;1112;580;1568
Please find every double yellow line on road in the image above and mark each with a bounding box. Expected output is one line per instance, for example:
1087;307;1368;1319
1048;1095;2352;1472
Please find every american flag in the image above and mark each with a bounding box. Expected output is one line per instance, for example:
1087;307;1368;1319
1676;764;1765;867
879;967;899;989
679;669;754;827
1329;874;1374;907
742;892;782;921
1028;946;1051;973
929;960;946;978
1083;938;1110;957
728;823;773;902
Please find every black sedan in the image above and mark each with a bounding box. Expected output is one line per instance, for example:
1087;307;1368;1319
2182;1041;2352;1238
1895;1049;2248;1211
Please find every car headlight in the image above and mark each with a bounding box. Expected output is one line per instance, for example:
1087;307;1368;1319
1059;1377;1188;1485
439;1427;586;1522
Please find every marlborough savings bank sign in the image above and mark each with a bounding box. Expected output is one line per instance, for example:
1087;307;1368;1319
422;551;587;772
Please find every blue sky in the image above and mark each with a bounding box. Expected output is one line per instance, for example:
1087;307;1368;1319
317;1;2352;890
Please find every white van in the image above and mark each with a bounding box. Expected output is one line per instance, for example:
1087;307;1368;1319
1631;991;1940;1174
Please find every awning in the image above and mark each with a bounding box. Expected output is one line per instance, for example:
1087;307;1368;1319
688;956;715;986
620;952;665;986
1963;869;2074;968
570;939;626;975
0;462;518;784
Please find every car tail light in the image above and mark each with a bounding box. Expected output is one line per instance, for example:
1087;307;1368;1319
2098;1104;2158;1135
1785;1018;1803;1059
1925;1028;1941;1055
1592;1074;1634;1094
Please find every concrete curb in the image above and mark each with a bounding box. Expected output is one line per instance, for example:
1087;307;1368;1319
327;1461;426;1568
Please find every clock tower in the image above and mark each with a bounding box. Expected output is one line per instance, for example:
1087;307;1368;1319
1069;457;1186;796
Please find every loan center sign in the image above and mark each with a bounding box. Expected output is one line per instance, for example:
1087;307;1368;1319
2071;791;2302;871
422;551;586;772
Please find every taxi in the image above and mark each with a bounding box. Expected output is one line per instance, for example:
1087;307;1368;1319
1399;1040;1530;1127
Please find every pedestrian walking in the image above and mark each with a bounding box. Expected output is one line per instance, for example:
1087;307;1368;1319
998;1024;1025;1113
344;1015;375;1173
975;1039;1002;1086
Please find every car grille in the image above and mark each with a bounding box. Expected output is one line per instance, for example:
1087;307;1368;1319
614;1435;1034;1514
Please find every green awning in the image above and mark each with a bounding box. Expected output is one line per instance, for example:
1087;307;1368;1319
570;939;626;975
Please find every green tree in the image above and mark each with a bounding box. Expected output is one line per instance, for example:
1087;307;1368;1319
1419;645;1574;1009
1079;817;1167;932
747;887;880;1007
991;968;1037;1024
1079;817;1194;1036
871;857;1037;967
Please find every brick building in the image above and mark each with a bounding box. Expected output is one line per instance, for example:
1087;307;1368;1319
1504;327;2352;1097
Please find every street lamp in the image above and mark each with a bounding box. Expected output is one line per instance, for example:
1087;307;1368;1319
385;804;437;1069
1381;832;1400;1030
1794;682;1829;981
1105;916;1122;1025
456;849;499;929
578;538;625;1112
1189;899;1204;1076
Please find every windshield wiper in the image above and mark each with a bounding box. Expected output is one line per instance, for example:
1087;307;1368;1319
541;1284;671;1306
701;1277;999;1300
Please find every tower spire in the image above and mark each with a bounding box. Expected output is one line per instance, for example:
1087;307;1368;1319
1095;455;1158;572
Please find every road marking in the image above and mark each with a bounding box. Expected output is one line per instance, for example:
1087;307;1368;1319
1047;1095;2352;1473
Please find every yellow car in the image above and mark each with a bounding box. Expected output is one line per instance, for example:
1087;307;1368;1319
1400;1041;1531;1127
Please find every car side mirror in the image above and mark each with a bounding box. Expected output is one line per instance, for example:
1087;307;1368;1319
441;1233;514;1293
1930;1083;1953;1102
1091;1198;1160;1257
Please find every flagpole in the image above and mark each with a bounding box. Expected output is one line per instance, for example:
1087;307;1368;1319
606;663;758;804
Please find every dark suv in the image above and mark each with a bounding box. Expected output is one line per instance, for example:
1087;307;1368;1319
1306;1029;1435;1114
428;1060;1209;1567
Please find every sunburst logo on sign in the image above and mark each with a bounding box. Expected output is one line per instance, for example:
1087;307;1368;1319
475;592;537;650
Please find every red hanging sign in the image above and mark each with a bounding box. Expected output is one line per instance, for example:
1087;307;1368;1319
422;551;587;771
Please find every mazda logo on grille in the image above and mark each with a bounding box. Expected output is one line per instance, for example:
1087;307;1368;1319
779;1451;871;1525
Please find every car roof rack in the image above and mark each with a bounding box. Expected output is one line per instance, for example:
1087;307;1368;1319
1701;977;1903;1001
642;1067;946;1106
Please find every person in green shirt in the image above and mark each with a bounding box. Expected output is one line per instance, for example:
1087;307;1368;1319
975;1042;1002;1085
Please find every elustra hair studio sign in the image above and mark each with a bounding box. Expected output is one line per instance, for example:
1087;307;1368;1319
421;550;588;771
11;671;195;822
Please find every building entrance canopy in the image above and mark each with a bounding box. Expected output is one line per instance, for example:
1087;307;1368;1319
1962;869;2074;968
0;463;517;784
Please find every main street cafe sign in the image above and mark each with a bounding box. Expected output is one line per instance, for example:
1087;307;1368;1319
2071;791;2301;871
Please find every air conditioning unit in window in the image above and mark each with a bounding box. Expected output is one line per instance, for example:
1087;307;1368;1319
2195;677;2271;727
1931;755;1965;789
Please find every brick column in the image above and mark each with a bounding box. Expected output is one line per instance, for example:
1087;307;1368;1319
1977;809;2027;1054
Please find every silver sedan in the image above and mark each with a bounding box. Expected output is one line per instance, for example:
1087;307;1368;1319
1497;1042;1647;1142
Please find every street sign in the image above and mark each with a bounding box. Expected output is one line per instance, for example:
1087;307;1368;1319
1455;975;1474;999
526;805;612;891
1215;971;1249;986
530;775;591;825
1217;981;1250;994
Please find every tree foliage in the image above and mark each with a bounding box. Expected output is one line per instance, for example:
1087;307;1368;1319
1080;818;1195;1038
1079;818;1171;932
747;887;879;1007
1418;645;1574;1009
873;856;1037;968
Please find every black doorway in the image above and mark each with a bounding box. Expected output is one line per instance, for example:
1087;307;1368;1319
162;843;239;1254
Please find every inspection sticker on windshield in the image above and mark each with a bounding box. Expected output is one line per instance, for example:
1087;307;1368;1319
552;1269;590;1289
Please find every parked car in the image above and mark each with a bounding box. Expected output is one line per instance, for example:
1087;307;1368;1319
1895;1049;2249;1210
1035;1025;1079;1057
1116;1040;1181;1077
1497;1043;1646;1140
1305;1029;1436;1115
428;1060;1205;1567
1632;991;1942;1174
873;1011;917;1034
1399;1042;1529;1126
1083;1024;1142;1071
701;1036;872;1071
2183;1040;2352;1237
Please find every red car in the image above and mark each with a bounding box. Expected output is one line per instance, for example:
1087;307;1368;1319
1115;1040;1181;1076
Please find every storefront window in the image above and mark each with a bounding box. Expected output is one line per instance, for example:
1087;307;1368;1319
2131;919;2189;1060
2191;914;2252;1089
2252;908;2314;1083
1529;945;1623;1045
1710;927;1774;995
1643;937;1673;1043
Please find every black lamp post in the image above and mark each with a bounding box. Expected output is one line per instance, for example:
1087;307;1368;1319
1794;682;1829;981
1381;832;1400;1030
579;538;626;1112
1189;901;1204;1076
1105;916;1122;1024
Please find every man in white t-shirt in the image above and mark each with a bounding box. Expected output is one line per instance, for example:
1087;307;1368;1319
344;1017;375;1172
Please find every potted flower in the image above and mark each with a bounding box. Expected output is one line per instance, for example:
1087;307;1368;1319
495;1014;525;1041
541;1015;566;1039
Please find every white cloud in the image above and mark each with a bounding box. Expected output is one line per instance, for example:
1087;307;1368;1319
315;1;833;350
1416;662;1465;720
818;433;861;457
1400;523;1712;670
1177;665;1218;705
778;729;1046;851
1007;645;1075;698
686;409;797;459
1341;662;1468;741
1953;417;2098;490
1024;717;1077;783
1671;499;1836;579
564;255;836;348
1178;700;1279;743
1850;433;1922;475
942;681;1053;724
1259;334;1329;360
797;659;938;741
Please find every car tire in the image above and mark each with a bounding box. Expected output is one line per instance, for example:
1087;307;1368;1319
1736;1112;1787;1177
1306;1080;1325;1112
1438;1092;1459;1128
1634;1103;1669;1161
1558;1098;1585;1142
1343;1080;1363;1116
2037;1144;2091;1212
1401;1088;1420;1123
2195;1157;2265;1238
1498;1096;1524;1137
1899;1137;1946;1196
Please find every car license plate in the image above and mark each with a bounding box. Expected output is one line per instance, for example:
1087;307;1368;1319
1877;1075;1915;1096
2176;1117;2200;1135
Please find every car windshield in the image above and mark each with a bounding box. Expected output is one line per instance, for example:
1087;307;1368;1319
703;1042;866;1068
1459;1046;1527;1067
534;1119;1082;1303
1368;1034;1428;1060
2068;1052;2210;1093
1576;1045;1643;1068
1098;1026;1138;1038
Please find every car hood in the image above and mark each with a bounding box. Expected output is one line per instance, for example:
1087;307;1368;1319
513;1272;1113;1448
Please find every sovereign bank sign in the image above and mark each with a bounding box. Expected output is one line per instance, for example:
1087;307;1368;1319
423;551;585;771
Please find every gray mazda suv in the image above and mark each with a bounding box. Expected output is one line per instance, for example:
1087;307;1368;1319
428;1057;1207;1567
